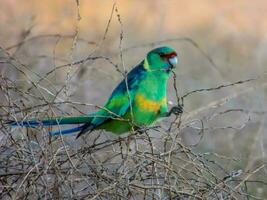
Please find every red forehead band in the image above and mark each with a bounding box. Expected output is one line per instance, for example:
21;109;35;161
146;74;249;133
161;51;177;59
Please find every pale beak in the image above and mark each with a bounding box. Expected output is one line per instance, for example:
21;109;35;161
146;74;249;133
168;56;178;68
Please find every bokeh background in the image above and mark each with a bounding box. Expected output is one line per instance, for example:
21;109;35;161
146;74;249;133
1;0;267;199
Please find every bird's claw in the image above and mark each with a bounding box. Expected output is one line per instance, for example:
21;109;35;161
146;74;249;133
136;126;148;134
170;104;183;115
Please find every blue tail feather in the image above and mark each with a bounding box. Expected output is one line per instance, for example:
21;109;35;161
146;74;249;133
7;116;91;127
9;120;44;127
49;126;84;136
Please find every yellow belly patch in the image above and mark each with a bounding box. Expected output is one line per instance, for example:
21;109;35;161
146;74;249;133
135;93;166;113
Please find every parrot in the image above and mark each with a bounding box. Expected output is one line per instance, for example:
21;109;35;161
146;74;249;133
8;46;183;138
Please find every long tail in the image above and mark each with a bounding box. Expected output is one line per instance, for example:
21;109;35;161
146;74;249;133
7;115;93;135
8;116;92;127
49;125;85;135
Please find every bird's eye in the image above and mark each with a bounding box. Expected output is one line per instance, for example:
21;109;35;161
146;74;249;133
159;53;165;57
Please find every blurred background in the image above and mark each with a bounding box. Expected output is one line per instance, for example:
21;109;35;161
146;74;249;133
1;0;267;199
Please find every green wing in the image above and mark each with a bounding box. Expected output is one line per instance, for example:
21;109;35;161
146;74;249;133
76;62;146;137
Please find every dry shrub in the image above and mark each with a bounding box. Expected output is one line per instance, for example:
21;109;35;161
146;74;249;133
0;3;267;199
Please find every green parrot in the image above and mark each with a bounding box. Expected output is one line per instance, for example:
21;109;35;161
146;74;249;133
9;46;183;138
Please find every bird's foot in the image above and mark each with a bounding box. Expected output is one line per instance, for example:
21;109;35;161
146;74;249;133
169;104;183;116
135;126;151;135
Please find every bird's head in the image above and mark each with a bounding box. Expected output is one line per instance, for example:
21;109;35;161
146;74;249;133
144;46;178;73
